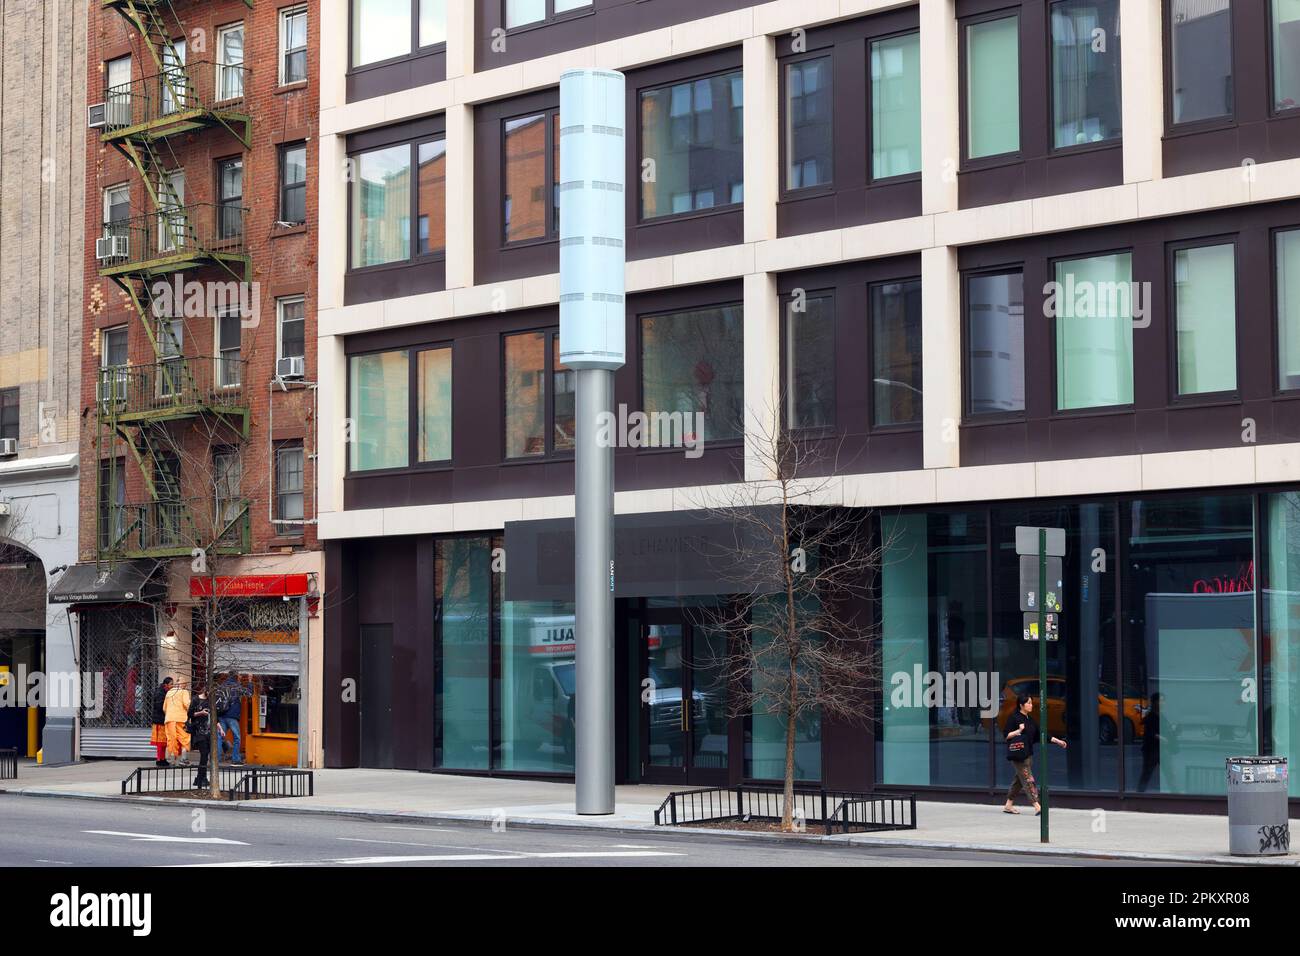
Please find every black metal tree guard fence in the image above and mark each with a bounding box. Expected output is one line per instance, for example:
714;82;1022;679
0;748;17;781
121;765;313;800
654;786;917;835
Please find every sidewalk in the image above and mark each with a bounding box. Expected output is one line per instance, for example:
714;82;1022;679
5;759;1296;865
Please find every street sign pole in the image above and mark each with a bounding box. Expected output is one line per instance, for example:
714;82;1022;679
1038;528;1048;844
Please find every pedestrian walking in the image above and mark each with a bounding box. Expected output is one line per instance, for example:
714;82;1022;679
150;677;173;767
188;688;213;790
1002;694;1066;815
163;680;192;765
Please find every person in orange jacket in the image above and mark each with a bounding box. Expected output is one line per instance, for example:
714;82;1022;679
163;680;193;765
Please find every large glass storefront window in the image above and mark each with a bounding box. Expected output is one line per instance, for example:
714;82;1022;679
1121;495;1257;795
878;510;989;787
992;502;1118;793
436;536;491;769
495;599;576;772
1263;492;1300;795
744;598;821;782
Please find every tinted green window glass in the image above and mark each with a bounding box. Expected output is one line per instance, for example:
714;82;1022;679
871;31;922;178
1054;253;1134;410
966;16;1020;159
349;350;409;471
1174;243;1237;395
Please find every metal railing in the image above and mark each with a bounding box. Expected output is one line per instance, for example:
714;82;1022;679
98;204;249;271
104;496;250;557
229;769;314;801
102;61;251;134
97;357;247;417
0;748;16;781
121;765;314;800
653;785;917;835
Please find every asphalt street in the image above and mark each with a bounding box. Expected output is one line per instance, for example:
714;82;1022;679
0;794;1180;867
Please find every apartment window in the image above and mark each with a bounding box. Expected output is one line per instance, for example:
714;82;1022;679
217;309;241;388
0;388;18;442
158;170;185;253
103;183;130;243
349;346;452;470
784;56;833;190
217;158;243;240
1173;242;1238;396
280;5;308;85
640;70;744;220
277;296;306;362
964;14;1020;160
1276;229;1300;390
279;142;307;225
504;330;572;458
350;350;409;470
505;0;591;30
275;443;305;535
350;135;446;269
352;0;446;68
1054;252;1134;410
416;139;447;255
641;304;744;442
1274;0;1300;112
105;56;131;127
161;39;186;115
98;458;126;551
871;31;922;179
1169;0;1233;125
216;23;245;100
1050;0;1122;149
213;448;243;531
871;279;923;426
418;348;453;462
966;270;1026;415
503;110;559;243
783;294;835;430
101;326;128;369
158;319;183;397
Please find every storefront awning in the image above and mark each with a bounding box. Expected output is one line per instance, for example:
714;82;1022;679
48;560;162;604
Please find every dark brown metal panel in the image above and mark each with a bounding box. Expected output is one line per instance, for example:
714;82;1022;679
347;49;446;102
958;198;1300;466
323;540;360;767
344;259;446;306
388;536;421;769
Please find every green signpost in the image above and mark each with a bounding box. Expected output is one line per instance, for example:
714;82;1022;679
1015;526;1065;844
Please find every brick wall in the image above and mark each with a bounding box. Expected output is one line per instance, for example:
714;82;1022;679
80;0;320;562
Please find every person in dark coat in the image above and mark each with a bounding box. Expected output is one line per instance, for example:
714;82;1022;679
188;689;213;789
150;677;172;767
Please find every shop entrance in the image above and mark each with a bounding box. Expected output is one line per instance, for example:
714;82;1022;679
640;607;730;785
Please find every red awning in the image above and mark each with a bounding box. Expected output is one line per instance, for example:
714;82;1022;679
189;574;310;599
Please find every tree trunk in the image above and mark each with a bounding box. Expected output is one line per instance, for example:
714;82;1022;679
782;688;797;831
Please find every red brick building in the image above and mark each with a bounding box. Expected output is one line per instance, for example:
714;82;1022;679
67;0;322;765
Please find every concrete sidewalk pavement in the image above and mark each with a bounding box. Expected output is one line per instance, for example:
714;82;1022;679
5;759;1296;865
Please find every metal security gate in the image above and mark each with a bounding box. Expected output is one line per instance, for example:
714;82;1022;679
78;605;158;757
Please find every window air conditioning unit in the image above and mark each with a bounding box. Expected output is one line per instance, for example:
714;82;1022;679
95;235;129;261
0;439;18;458
88;103;107;129
276;356;305;380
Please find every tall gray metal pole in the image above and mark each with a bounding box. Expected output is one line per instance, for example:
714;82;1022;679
575;368;615;813
558;69;625;815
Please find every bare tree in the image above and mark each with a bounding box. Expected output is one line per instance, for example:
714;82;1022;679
686;400;883;831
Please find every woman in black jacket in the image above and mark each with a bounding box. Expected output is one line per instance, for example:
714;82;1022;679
150;677;172;767
188;690;213;789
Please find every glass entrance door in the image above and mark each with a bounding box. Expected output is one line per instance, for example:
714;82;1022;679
642;612;729;784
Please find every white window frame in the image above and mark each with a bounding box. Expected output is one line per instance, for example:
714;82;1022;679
274;442;305;532
157;170;185;253
216;22;245;101
105;56;132;127
161;38;186;115
279;5;309;86
276;295;306;362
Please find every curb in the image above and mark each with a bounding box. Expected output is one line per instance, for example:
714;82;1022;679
5;785;1294;865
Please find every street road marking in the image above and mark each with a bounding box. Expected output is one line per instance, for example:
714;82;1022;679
84;830;249;846
336;837;518;853
381;825;459;833
331;850;684;864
